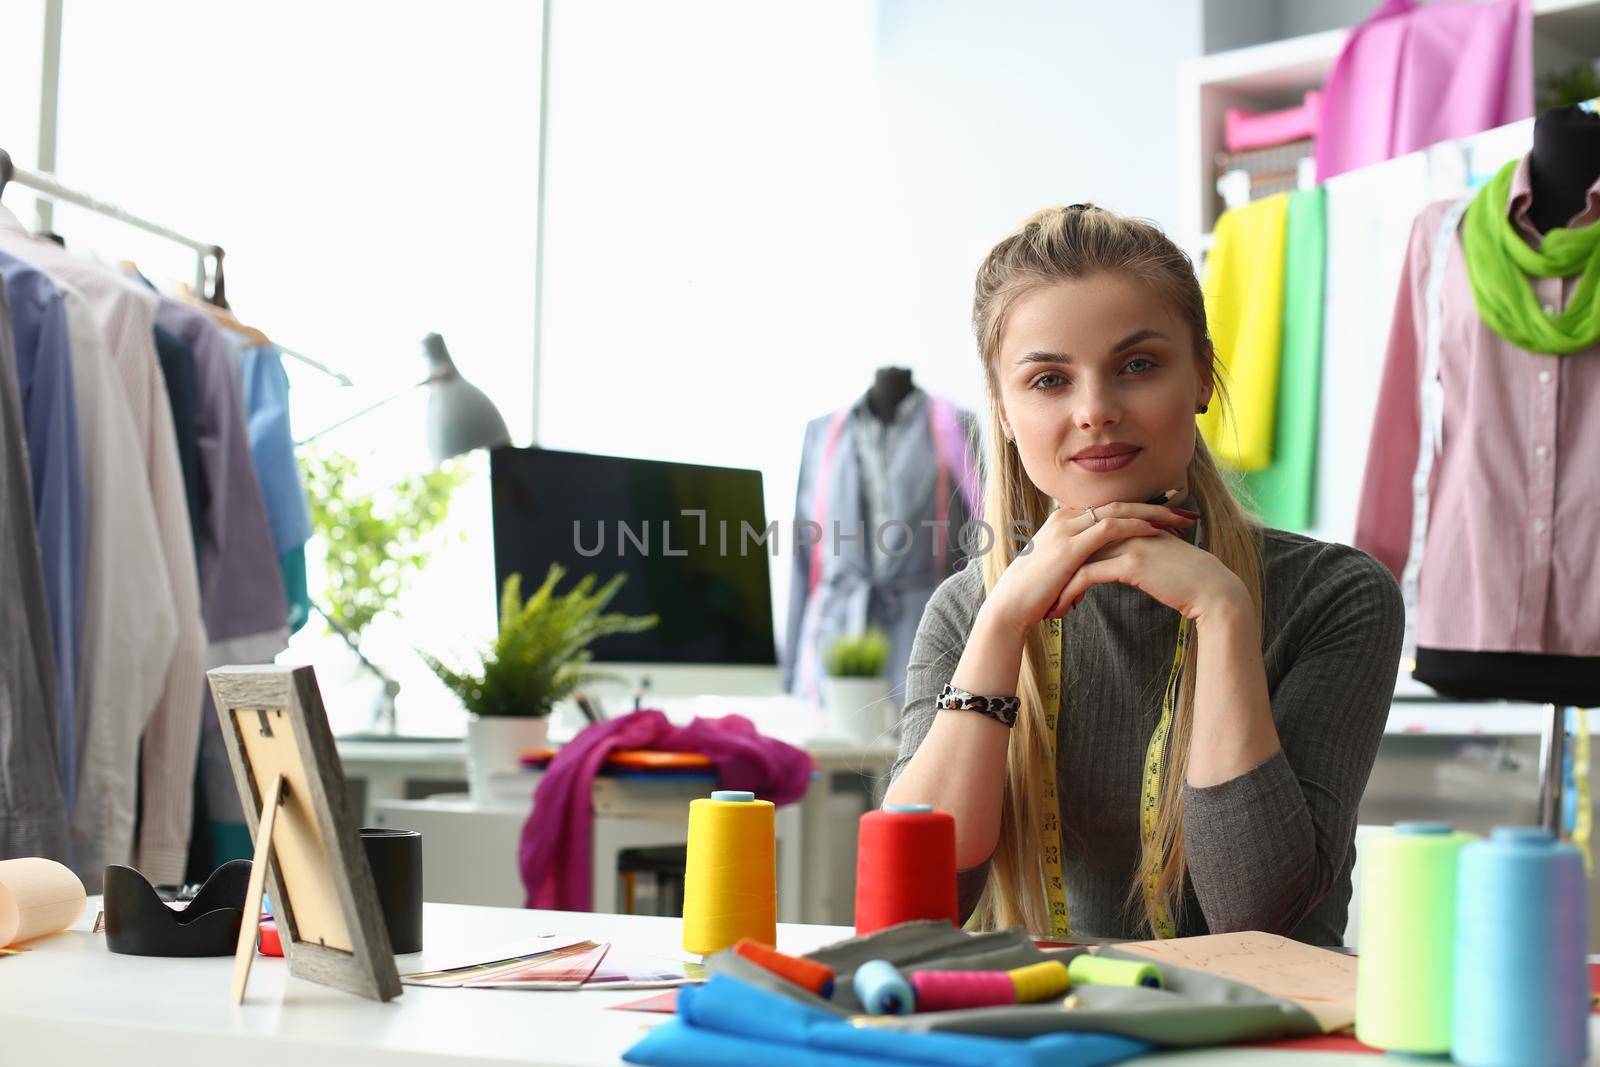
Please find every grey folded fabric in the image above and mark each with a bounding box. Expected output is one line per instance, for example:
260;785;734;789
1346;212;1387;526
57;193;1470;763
703;920;1323;1048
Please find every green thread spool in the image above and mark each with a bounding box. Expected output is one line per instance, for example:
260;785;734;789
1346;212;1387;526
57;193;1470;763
1355;821;1477;1053
1066;954;1162;989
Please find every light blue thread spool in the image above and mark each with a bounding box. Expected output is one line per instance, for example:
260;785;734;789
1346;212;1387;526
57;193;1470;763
1452;827;1588;1067
853;958;914;1015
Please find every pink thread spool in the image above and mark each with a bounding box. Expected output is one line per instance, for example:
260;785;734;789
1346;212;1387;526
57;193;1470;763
909;970;1017;1012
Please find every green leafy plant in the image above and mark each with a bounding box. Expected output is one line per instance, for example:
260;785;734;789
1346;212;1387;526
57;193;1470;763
422;565;660;717
300;447;468;641
824;628;891;679
1537;66;1600;113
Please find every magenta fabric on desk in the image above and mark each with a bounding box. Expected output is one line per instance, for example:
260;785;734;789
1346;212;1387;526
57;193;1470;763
1314;0;1532;183
518;710;814;912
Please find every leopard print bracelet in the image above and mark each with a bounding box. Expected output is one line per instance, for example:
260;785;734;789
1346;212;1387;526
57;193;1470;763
936;682;1020;728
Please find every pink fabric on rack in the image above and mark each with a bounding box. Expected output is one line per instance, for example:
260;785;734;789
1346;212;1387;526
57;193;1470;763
1314;0;1532;183
517;710;815;912
1225;91;1322;154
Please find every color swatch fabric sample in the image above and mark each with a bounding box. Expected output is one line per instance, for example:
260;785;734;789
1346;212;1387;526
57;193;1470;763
1199;193;1289;472
1243;187;1326;530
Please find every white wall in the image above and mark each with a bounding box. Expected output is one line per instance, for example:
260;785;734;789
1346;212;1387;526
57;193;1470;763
539;0;1205;657
868;0;1204;400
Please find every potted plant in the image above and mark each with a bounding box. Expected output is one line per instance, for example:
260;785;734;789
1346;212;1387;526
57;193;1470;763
821;628;894;743
422;564;659;802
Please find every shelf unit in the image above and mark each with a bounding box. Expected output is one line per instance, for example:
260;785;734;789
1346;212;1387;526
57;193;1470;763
1176;0;1600;260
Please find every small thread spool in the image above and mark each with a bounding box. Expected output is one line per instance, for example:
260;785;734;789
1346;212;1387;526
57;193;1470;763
732;938;836;998
1355;821;1475;1054
1009;959;1073;1003
1066;955;1162;989
1452;827;1588;1067
910;970;1015;1012
682;790;776;956
854;958;914;1015
854;804;958;935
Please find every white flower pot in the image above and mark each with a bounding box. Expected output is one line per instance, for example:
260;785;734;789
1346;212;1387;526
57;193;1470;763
821;676;894;744
465;714;550;805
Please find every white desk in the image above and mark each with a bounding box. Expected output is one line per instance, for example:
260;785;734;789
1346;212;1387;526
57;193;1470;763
11;900;1590;1066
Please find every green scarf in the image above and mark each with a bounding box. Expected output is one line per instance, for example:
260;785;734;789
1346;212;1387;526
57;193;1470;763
1461;158;1600;355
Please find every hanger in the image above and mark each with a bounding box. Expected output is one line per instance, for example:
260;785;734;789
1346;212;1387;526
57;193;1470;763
174;281;273;346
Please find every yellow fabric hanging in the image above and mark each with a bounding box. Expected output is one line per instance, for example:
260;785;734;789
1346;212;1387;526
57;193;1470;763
1198;194;1289;472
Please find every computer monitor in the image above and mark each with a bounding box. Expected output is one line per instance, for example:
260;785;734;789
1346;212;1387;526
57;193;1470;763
489;446;782;701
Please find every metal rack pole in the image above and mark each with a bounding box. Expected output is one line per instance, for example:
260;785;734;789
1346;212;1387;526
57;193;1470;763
0;147;349;386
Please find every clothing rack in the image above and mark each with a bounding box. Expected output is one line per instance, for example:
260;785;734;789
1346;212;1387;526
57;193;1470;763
0;147;351;386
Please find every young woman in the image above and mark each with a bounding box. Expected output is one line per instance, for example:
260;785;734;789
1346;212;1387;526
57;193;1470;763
883;204;1403;946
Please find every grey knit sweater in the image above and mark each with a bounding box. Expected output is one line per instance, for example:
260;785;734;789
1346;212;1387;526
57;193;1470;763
888;524;1404;946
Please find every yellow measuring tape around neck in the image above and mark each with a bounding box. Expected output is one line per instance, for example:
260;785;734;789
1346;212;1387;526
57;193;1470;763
1039;613;1190;941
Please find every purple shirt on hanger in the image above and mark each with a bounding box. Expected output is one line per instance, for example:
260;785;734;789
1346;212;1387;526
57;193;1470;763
154;299;288;645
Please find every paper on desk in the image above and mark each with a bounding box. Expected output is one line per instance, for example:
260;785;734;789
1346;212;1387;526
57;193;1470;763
0;858;86;948
611;990;680;1013
1113;931;1357;1033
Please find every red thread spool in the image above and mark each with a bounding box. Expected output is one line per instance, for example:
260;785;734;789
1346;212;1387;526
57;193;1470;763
854;804;958;935
258;921;283;957
732;938;836;998
911;970;1016;1012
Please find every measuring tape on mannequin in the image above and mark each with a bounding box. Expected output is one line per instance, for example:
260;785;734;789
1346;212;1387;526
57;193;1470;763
1039;611;1191;941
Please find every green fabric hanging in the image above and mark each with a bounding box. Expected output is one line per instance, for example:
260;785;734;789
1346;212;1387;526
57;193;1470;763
1245;186;1325;531
1461;158;1600;355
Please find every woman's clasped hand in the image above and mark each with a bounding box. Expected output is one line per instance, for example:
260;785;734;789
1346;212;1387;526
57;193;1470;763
983;498;1247;632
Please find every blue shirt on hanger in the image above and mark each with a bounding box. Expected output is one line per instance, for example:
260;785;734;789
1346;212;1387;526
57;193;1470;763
0;249;85;813
235;341;312;634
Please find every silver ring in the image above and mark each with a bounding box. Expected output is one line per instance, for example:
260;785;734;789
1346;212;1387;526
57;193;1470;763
1086;504;1099;523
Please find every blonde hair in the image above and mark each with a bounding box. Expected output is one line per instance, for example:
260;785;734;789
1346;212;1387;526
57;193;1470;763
968;203;1264;937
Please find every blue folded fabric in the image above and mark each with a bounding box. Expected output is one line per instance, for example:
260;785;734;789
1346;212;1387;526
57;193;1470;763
623;975;1151;1067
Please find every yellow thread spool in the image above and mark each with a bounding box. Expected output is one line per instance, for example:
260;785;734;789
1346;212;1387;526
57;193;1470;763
1009;960;1072;1003
682;790;777;956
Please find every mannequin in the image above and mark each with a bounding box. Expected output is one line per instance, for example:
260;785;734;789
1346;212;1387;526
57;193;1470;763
785;371;980;706
1412;105;1600;708
1526;104;1600;235
866;366;915;424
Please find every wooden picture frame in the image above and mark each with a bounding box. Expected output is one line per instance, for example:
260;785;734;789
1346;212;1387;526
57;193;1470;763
206;664;402;1003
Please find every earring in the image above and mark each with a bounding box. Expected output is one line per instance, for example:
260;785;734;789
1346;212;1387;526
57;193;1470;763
1196;403;1208;414
1006;438;1016;447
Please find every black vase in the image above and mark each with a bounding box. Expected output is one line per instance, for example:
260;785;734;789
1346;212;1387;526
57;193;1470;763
361;827;423;954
